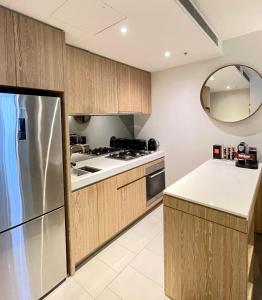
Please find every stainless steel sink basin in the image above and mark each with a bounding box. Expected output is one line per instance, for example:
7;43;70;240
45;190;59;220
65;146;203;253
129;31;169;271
71;166;101;176
79;166;101;173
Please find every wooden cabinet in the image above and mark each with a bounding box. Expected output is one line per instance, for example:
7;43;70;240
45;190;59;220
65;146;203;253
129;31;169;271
13;13;65;91
66;45;151;114
97;176;121;243
119;177;147;228
164;195;255;300
72;184;99;264
90;53;118;114
66;46;94;114
117;63;151;114
0;7;16;86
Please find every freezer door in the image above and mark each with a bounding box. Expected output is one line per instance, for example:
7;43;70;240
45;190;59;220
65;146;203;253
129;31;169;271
0;94;64;232
0;207;67;300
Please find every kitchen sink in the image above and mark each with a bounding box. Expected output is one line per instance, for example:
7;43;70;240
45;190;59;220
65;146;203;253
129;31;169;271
71;166;101;176
78;166;101;173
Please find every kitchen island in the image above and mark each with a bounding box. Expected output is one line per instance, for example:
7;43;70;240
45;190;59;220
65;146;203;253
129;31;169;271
163;159;262;300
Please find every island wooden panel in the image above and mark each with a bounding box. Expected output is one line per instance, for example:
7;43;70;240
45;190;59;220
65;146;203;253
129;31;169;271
254;175;262;233
0;7;16;86
164;195;248;233
164;206;248;300
13;13;65;91
72;184;99;264
97;176;121;243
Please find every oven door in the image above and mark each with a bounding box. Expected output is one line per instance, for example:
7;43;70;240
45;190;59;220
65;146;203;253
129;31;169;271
146;168;165;205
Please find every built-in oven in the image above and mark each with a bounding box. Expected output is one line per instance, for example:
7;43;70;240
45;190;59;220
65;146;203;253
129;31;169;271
146;160;165;206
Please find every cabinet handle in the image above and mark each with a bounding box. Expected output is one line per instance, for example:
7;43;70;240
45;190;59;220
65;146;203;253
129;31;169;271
148;169;165;179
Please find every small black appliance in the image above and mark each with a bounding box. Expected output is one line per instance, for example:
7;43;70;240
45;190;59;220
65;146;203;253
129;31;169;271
148;138;158;151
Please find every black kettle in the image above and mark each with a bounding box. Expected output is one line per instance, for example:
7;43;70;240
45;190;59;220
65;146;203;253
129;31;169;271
148;138;158;151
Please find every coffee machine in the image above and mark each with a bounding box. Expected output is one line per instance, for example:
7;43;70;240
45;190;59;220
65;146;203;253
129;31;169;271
236;142;258;169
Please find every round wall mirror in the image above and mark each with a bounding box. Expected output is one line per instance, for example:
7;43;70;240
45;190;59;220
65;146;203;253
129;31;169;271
200;65;262;122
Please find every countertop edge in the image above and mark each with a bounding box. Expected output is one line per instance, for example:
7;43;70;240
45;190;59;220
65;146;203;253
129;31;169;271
71;151;165;192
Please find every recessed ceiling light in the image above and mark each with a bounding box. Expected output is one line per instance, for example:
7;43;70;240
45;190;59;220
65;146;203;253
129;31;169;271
120;27;127;35
210;76;214;81
226;86;231;89
164;51;171;58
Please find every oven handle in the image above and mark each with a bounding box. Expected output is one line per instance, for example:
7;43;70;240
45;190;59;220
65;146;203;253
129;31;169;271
148;169;165;179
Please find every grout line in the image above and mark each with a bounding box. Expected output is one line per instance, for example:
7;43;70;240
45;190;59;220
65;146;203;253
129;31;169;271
71;277;95;299
128;265;164;289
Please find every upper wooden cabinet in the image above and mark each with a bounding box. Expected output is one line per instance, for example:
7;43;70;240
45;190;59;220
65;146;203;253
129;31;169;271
66;45;151;115
13;13;65;91
117;63;151;114
66;46;94;114
0;7;16;86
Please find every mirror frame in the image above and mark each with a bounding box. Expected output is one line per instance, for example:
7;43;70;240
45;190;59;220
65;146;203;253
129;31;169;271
200;64;262;123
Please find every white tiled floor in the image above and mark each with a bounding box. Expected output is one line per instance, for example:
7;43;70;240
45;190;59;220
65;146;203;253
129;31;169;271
46;204;169;300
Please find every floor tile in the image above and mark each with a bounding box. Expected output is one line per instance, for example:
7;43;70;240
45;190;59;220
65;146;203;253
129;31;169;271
109;266;166;300
116;230;150;254
130;248;164;287
131;218;161;240
145;232;164;257
96;288;121;300
74;258;117;298
97;242;135;272
45;278;93;300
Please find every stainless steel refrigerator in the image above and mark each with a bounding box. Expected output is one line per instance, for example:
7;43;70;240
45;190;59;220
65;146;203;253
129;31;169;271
0;93;67;300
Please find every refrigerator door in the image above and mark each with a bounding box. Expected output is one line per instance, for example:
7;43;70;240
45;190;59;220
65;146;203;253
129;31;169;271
0;94;64;233
0;207;67;300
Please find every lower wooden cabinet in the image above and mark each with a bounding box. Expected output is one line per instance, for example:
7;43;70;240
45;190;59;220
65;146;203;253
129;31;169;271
72;184;99;264
97;176;121;243
119;177;146;228
70;159;163;270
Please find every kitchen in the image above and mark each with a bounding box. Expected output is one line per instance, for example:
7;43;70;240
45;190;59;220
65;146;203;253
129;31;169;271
0;1;262;300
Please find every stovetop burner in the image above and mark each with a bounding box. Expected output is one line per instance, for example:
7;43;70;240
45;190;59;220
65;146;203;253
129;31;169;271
106;150;152;161
88;147;119;156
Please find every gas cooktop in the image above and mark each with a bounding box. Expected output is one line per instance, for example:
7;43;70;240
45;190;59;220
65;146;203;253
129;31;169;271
106;150;152;161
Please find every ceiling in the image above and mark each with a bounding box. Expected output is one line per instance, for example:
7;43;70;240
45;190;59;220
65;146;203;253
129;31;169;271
0;0;223;71
192;0;262;41
207;66;249;93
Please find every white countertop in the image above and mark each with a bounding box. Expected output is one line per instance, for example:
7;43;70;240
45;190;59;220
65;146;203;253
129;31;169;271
164;159;262;219
71;151;165;191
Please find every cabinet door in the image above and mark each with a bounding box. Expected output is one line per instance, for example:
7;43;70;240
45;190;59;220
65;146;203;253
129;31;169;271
0;7;16;86
91;53;118;114
117;63;151;114
119;177;147;228
72;184;99;264
66;45;94;114
13;13;65;91
141;70;151;114
97;176;121;243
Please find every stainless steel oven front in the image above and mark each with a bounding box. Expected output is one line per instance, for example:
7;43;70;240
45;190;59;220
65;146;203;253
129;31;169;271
146;160;165;206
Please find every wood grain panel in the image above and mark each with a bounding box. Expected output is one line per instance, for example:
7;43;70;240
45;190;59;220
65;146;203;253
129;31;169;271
90;53;118;114
72;184;99;264
119;177;146;228
254;177;262;233
144;157;164;169
13;13;65;91
66;45;94;114
116;165;145;188
117;63;130;112
164;206;248;300
97;176;121;244
0;7;16;86
141;70;151;114
164;195;248;233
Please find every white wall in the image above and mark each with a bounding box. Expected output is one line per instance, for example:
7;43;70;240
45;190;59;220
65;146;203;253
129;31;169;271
134;31;262;186
69;115;134;149
210;88;250;122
